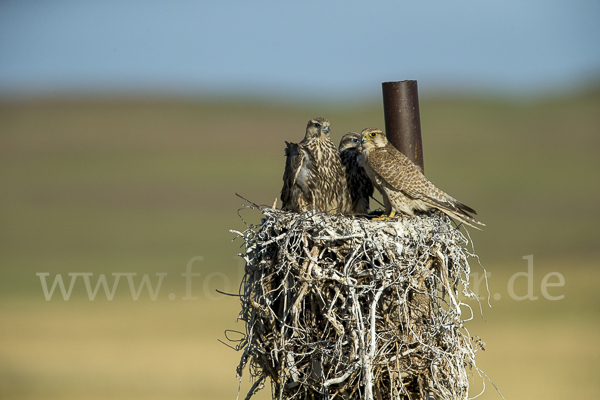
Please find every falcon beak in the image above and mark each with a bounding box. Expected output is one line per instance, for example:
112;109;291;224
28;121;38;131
361;135;368;143
322;126;330;134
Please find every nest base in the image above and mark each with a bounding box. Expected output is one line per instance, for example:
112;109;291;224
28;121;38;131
232;208;485;400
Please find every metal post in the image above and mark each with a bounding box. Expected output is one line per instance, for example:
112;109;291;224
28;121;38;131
382;80;424;171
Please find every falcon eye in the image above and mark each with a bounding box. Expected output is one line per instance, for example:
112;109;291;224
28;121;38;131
369;132;376;138
314;123;321;128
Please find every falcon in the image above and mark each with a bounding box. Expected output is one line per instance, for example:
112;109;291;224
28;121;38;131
359;127;484;229
339;132;374;214
280;118;350;214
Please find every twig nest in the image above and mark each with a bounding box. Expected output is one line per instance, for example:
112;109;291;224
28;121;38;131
233;207;485;400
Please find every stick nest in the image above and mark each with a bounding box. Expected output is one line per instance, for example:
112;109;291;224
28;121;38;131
231;207;485;400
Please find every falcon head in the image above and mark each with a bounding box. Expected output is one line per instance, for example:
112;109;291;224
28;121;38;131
360;127;386;151
338;132;362;152
305;117;330;140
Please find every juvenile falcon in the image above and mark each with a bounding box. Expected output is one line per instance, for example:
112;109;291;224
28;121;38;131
280;118;350;214
339;132;374;214
360;127;484;229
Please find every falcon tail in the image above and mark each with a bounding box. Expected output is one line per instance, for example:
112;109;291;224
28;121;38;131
444;209;485;230
453;199;477;215
426;196;485;230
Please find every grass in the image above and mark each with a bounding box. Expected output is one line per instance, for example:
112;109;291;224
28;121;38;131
1;90;599;399
1;259;599;400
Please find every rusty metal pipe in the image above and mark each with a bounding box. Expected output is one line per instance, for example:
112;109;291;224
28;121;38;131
382;80;424;171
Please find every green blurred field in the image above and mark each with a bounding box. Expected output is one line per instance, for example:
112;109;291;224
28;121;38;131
1;91;599;399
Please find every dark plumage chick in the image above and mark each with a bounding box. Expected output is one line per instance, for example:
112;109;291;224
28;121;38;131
339;132;374;214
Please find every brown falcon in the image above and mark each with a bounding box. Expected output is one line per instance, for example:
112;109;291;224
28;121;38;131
280;118;350;214
360;127;484;229
339;132;374;214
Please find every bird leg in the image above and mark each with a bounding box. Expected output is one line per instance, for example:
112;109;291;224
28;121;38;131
372;210;396;221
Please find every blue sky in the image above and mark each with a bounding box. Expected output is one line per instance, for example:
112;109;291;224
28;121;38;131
1;0;599;99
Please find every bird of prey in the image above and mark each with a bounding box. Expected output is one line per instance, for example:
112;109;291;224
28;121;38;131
359;127;484;229
280;118;350;214
339;132;374;214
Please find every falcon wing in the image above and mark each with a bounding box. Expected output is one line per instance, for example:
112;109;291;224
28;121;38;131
280;141;305;209
367;144;431;200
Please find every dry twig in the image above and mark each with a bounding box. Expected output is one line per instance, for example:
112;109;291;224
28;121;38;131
231;207;486;400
